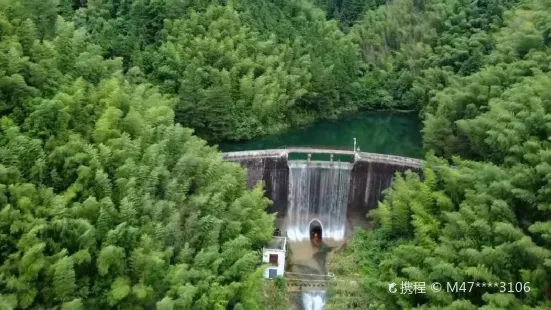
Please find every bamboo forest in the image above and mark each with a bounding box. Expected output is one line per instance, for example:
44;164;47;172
1;0;551;309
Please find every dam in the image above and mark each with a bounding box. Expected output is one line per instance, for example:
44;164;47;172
223;148;423;234
223;147;423;310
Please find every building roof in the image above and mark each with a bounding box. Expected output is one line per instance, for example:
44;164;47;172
265;236;286;251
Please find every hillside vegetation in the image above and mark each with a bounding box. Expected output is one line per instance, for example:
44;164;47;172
0;1;279;309
328;0;551;309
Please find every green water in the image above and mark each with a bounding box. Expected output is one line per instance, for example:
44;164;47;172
217;111;423;159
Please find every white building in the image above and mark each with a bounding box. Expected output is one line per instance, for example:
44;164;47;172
262;236;287;279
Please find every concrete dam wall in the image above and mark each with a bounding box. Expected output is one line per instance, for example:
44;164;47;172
227;153;289;216
223;149;423;238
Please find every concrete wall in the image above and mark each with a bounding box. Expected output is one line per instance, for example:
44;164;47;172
223;150;422;221
226;155;289;217
348;159;422;215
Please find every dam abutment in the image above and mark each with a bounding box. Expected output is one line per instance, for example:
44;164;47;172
226;154;289;217
348;159;422;214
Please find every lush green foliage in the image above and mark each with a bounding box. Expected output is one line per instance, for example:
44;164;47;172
330;156;551;309
242;275;292;310
0;2;277;309
313;0;387;30
328;0;551;308
47;0;523;143
349;0;517;110
423;0;551;158
151;5;311;140
74;0;361;142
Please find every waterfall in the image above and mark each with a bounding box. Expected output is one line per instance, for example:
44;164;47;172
287;160;352;310
286;161;352;242
301;291;326;310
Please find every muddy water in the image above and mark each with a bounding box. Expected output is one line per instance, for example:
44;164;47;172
287;240;343;275
287;239;344;310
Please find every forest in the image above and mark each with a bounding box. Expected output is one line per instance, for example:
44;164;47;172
327;0;551;309
0;0;550;309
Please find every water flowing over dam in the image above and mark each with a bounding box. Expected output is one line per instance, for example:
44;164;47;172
287;161;352;242
301;291;327;310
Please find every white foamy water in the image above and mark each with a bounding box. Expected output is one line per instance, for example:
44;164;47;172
302;291;327;310
286;161;351;242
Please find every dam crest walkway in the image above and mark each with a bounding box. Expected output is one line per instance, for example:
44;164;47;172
222;147;423;168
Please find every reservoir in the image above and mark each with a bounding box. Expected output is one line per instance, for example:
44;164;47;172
216;111;423;159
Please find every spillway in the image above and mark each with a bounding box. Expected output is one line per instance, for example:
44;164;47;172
286;161;352;243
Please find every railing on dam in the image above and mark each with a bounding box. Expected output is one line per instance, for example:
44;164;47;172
221;148;424;168
284;272;335;292
283;272;362;293
276;145;354;151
